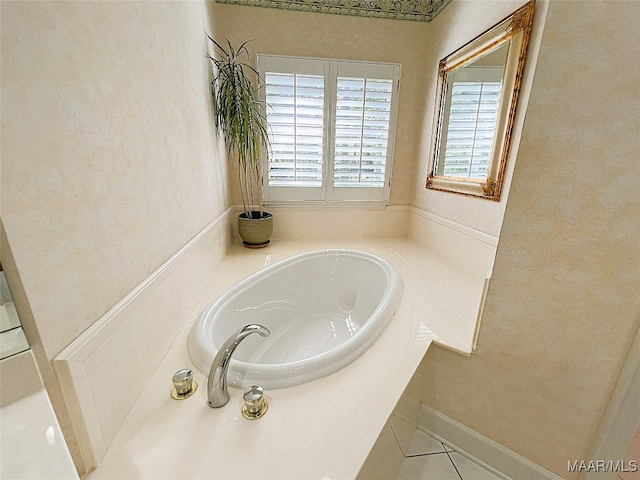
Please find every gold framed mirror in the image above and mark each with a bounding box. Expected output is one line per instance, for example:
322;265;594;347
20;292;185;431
426;0;535;200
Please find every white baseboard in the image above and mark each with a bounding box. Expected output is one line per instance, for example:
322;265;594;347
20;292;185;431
53;208;234;472
418;404;565;480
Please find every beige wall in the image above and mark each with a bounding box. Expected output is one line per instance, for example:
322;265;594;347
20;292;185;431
1;0;228;362
3;0;639;477
418;1;640;477
210;2;430;206
411;0;540;237
1;3;228;472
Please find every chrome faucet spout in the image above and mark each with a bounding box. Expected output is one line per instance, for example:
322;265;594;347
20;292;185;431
207;324;270;408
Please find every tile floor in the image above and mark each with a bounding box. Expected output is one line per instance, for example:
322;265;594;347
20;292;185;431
391;418;640;480
391;417;503;480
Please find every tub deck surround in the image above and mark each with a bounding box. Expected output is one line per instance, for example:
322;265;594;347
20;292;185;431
188;249;404;389
0;390;79;480
88;238;485;479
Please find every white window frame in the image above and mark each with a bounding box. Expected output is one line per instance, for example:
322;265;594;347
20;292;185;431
257;54;400;206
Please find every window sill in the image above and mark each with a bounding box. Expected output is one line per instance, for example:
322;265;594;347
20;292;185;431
262;201;390;211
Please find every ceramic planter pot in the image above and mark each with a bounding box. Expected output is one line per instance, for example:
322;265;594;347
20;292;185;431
238;211;273;248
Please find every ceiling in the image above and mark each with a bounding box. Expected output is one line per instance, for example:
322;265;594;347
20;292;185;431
215;0;452;22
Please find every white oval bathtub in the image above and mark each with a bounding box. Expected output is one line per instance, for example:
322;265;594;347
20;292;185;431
188;249;403;389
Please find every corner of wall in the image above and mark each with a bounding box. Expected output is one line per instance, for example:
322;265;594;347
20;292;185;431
1;219;88;475
53;209;234;473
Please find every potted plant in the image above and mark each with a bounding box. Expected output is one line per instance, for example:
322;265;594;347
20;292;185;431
207;36;273;248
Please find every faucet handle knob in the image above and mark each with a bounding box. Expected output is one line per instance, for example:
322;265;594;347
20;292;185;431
171;369;197;400
243;384;264;406
242;385;268;419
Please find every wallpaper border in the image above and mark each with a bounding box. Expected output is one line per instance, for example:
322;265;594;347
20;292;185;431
215;0;452;22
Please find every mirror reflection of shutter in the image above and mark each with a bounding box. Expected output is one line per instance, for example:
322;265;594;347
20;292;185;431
265;72;325;187
442;80;502;179
439;65;504;180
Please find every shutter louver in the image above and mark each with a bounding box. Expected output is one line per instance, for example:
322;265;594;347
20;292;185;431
265;72;324;187
259;55;399;203
442;81;502;179
334;77;393;188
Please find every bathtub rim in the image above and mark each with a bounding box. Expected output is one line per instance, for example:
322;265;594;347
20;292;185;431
187;248;403;388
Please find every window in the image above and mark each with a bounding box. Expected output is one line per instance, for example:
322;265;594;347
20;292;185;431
257;55;400;204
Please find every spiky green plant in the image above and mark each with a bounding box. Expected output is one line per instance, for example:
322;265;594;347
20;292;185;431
207;36;270;218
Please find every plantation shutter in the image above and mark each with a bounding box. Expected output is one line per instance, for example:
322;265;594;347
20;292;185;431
334;77;392;188
265;72;325;187
258;56;399;204
259;56;328;202
330;61;399;202
439;66;504;179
